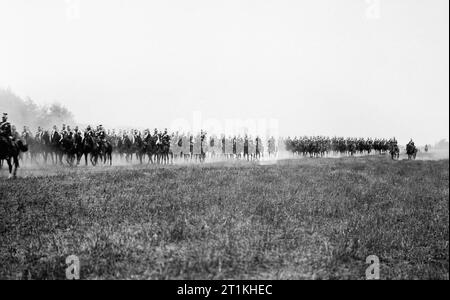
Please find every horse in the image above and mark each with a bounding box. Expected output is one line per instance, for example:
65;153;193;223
406;143;418;160
82;135;100;166
41;131;54;164
122;135;134;163
143;134;157;164
389;143;400;160
0;136;28;178
99;139;113;166
133;135;146;164
74;133;85;165
50;132;64;165
21;132;35;164
61;134;77;166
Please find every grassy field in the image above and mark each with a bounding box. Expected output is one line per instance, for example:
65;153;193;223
0;155;448;280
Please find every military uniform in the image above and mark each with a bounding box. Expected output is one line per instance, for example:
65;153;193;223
98;128;107;141
35;128;43;142
0;121;12;138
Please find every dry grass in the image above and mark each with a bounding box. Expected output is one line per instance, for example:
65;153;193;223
0;155;448;279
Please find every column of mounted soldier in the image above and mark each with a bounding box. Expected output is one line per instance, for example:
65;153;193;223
0;112;419;168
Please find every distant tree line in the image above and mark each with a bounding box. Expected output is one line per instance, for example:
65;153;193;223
434;139;449;150
0;88;75;131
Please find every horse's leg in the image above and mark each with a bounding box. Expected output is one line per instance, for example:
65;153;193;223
6;158;13;179
13;155;19;178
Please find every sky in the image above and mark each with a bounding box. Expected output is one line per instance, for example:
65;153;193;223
0;0;448;145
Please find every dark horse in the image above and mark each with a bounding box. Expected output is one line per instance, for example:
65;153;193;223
99;139;113;166
61;134;77;166
74;132;84;165
389;143;400;160
82;135;101;166
156;136;172;164
50;132;64;165
406;143;418;160
133;135;146;164
0;137;28;178
41;131;54;164
143;134;157;164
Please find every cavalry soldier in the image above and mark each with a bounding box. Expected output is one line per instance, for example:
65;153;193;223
67;125;73;138
97;125;107;141
408;139;415;148
73;126;82;141
59;124;69;142
85;125;94;138
133;129;140;140
143;129;151;140
21;126;31;144
162;128;170;144
60;124;67;136
35;126;43;143
11;125;20;141
0;113;13;140
22;126;29;137
51;125;58;140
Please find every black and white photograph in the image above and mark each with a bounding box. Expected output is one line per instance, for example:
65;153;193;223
0;0;448;284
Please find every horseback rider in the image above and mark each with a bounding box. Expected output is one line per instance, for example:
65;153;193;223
85;125;93;136
51;125;58;140
162;128;170;144
0;113;12;140
0;113;21;151
60;124;67;136
408;139;415;147
22;126;29;139
97;125;106;141
72;126;82;144
67;125;73;138
35;126;43;143
143;129;151;140
11;125;20;141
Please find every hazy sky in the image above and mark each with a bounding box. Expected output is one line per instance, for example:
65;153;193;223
0;0;448;144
